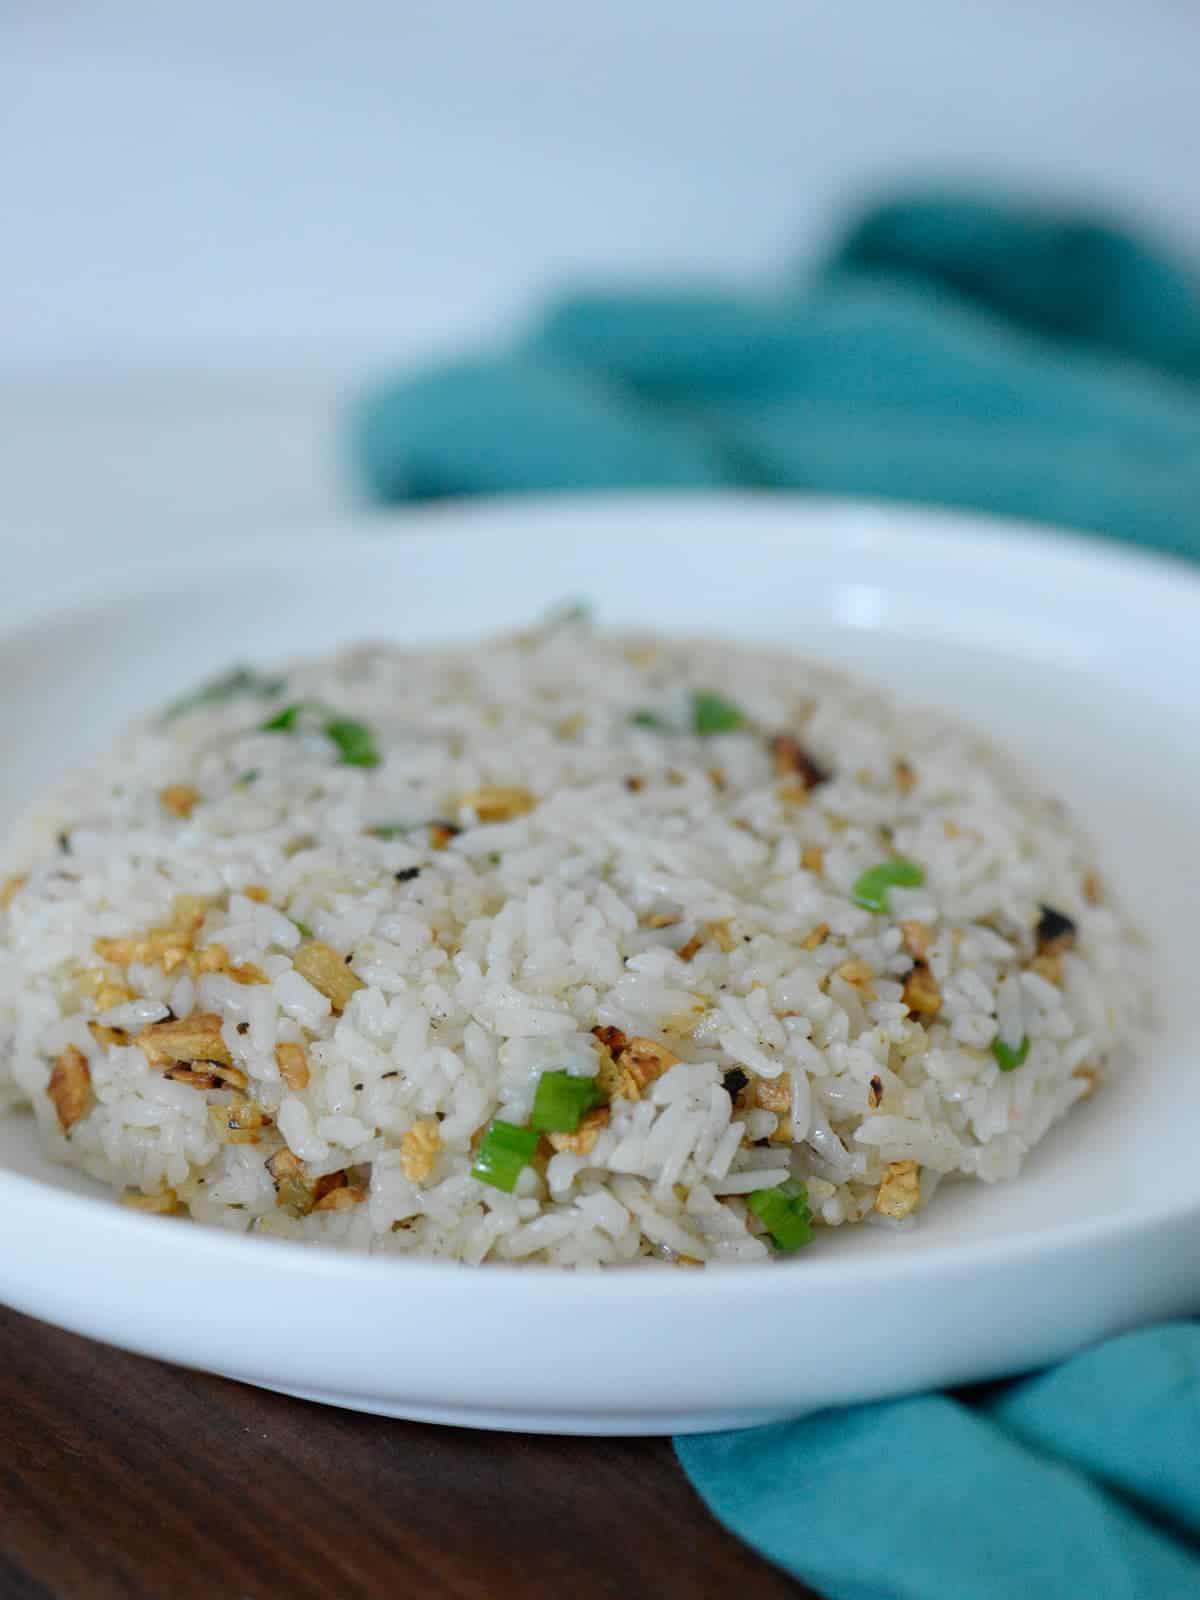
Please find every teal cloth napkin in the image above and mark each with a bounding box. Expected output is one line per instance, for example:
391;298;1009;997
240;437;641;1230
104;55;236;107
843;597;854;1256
350;193;1200;1596
351;192;1200;562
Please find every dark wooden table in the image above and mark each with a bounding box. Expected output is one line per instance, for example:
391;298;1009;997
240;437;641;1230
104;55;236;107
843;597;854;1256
0;1307;816;1599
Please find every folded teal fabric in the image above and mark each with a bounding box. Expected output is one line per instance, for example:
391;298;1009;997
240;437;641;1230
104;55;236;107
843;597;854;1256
350;192;1200;562
677;1323;1200;1600
350;193;1200;1596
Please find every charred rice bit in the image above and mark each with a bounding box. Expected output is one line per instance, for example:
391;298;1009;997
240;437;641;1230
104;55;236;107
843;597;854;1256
769;733;828;790
547;1105;610;1156
159;783;199;818
868;1074;884;1109
429;822;458;851
902;964;943;1017
800;921;829;951
0;874;25;911
1083;871;1104;905
900;920;932;961
120;1188;180;1214
292;941;365;1012
624;775;646;793
48;1045;92;1132
591;1025;628;1056
242;884;271;904
275;1040;311;1091
460;785;538;823
800;845;824;873
400;1119;442;1183
708;920;737;953
875;1160;921;1220
137;1013;232;1069
676;932;705;963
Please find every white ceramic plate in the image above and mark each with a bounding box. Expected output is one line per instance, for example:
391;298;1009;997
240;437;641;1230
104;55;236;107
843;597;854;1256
1;494;1197;1435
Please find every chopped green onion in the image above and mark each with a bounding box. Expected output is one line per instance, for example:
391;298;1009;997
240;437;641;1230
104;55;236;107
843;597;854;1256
367;822;411;839
235;769;260;788
692;691;745;735
991;1035;1031;1072
630;709;672;731
324;717;381;768
261;703;381;768
293;919;314;939
851;859;925;913
261;702;308;732
470;1119;541;1192
746;1178;814;1252
164;666;286;721
530;1071;606;1133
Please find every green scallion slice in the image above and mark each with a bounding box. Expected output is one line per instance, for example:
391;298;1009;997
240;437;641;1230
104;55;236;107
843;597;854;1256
529;1071;606;1133
164;666;286;721
692;691;745;735
324;717;381;768
746;1178;814;1252
261;702;308;732
261;703;381;768
992;1035;1031;1072
630;709;672;731
470;1120;541;1192
851;859;925;913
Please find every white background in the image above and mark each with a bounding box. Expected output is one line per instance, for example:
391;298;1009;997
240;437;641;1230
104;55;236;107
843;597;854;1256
3;0;1199;540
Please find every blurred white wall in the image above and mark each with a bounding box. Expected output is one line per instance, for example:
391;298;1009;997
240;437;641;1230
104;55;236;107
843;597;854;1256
5;0;1200;378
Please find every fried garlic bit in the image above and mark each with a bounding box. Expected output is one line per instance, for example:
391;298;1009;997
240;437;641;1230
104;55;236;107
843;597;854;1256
460;785;538;823
547;1105;610;1155
0;874;25;911
49;1045;92;1132
400;1119;442;1183
94;894;210;976
874;1160;921;1220
834;958;876;998
292;940;365;1013
591;1027;678;1102
88;1020;131;1049
265;1152;361;1214
209;1096;272;1145
137;1013;232;1069
901;964;943;1017
274;1040;311;1091
900;920;932;961
120;1188;180;1214
159;784;199;818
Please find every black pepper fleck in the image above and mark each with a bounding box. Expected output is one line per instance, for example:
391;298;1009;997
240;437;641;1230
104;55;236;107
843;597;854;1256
394;866;421;883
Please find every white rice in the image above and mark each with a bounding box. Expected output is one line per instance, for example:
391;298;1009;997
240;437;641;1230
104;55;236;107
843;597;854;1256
0;612;1150;1265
